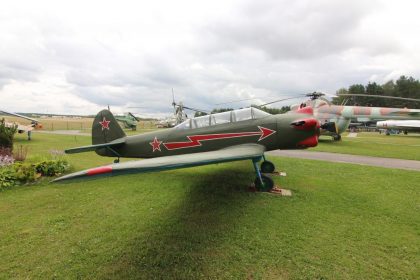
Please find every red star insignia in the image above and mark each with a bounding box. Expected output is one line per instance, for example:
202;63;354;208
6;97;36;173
150;137;162;152
99;117;111;130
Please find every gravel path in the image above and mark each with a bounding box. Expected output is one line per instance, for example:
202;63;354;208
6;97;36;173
34;130;90;136
267;150;420;171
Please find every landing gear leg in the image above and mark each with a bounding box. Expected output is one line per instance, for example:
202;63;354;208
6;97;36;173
332;134;341;141
114;158;120;164
252;158;274;192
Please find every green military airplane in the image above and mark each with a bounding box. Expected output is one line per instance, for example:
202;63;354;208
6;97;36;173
53;107;320;191
114;112;139;130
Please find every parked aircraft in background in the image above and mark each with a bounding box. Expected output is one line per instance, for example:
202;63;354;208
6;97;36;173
0;109;42;140
377;120;420;134
115;112;139;130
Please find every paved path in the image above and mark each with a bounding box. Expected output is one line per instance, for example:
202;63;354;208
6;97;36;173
35;130;90;136
267;150;420;171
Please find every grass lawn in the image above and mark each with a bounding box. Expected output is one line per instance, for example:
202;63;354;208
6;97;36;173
313;132;420;161
0;133;418;279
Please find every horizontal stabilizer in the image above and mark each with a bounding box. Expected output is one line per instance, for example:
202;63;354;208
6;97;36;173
53;144;265;182
65;138;125;154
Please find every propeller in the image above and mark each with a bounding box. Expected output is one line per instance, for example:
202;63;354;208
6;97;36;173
214;97;262;106
255;92;330;107
335;93;420;102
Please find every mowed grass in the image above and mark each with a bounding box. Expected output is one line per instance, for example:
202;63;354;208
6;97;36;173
313;132;420;161
0;133;419;279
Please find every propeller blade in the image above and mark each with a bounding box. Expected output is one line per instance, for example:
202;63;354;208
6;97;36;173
336;94;420;102
258;95;306;107
182;106;209;114
215;97;261;106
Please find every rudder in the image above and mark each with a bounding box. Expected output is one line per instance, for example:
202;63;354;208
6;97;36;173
92;109;126;145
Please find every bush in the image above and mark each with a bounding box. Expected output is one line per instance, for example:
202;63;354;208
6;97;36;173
35;160;70;176
0;159;70;191
0;118;17;150
12;163;39;183
0;167;18;190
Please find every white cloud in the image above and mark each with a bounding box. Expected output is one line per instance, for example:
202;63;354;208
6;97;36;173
1;0;420;116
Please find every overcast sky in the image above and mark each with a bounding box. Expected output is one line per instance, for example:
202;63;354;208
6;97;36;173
1;0;419;117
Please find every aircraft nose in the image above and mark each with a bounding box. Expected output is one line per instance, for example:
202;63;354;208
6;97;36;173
290;118;320;148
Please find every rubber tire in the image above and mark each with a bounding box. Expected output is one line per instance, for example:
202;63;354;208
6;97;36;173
332;134;341;141
254;174;274;192
261;161;275;173
114;159;120;164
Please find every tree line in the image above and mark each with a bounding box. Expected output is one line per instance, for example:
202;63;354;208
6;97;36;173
332;75;420;108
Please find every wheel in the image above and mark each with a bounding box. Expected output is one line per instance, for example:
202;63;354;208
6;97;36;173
254;174;274;192
261;161;275;173
404;130;408;135
332;134;341;141
114;159;120;164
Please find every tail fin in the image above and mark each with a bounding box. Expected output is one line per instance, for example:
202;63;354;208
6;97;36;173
92;109;126;145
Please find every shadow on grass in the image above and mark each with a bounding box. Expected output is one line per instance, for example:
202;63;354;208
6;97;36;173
103;167;255;279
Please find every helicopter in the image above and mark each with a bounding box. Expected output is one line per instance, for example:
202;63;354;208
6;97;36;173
225;92;420;141
287;92;420;140
114;112;139;131
157;91;208;128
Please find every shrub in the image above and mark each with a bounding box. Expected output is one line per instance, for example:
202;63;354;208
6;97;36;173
0;167;18;190
35;160;70;176
0;159;70;191
12;163;39;183
0;118;17;150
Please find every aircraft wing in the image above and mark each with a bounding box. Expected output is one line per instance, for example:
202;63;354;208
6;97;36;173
0;110;39;124
53;144;265;182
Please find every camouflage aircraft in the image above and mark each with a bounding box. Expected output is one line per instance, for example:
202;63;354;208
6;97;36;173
53;107;320;191
115;112;139;130
0;109;42;140
286;93;420;140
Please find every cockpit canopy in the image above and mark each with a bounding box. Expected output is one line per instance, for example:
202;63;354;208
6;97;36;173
175;107;271;129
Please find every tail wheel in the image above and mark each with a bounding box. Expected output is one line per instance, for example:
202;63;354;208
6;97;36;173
261;161;275;173
254;174;274;192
